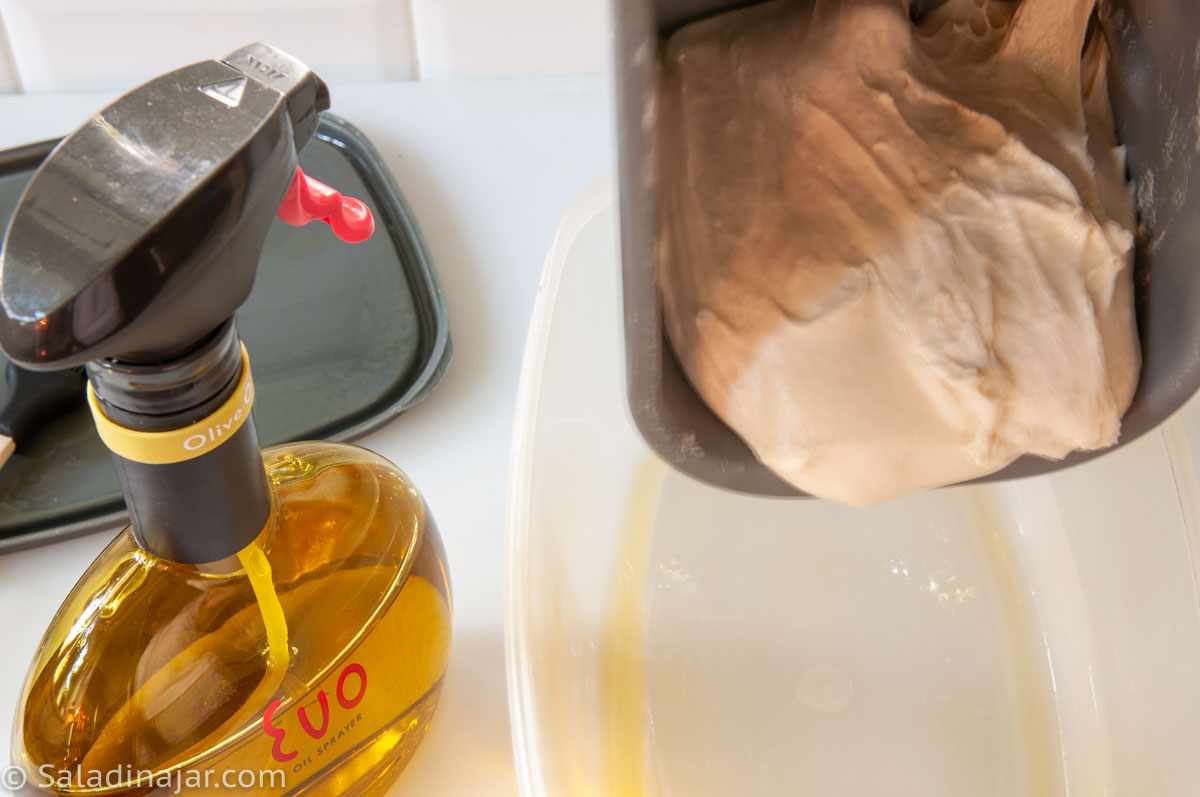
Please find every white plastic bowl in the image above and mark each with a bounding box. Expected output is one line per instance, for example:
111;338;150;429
505;175;1200;796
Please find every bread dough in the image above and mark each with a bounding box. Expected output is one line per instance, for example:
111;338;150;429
657;0;1138;505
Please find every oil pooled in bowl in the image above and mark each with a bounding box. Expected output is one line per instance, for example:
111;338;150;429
598;468;1067;795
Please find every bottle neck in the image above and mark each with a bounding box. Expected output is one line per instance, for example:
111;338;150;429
87;321;272;564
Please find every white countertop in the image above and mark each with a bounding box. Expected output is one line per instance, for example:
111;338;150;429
0;75;615;796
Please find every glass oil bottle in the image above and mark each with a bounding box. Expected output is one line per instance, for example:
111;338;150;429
0;43;451;796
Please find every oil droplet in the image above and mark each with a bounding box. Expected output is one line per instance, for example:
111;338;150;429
267;453;316;485
795;664;854;714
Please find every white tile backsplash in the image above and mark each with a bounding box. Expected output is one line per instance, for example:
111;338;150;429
0;0;610;93
0;11;19;92
0;0;417;93
410;0;608;79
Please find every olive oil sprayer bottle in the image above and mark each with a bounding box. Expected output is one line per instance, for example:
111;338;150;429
0;44;451;796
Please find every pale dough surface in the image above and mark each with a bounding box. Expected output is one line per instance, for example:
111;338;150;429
657;0;1138;505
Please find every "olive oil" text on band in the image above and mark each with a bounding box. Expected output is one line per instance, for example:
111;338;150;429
87;344;256;465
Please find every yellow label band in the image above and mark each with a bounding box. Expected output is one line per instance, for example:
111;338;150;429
87;344;256;465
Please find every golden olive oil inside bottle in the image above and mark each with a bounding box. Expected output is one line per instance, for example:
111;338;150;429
16;443;452;796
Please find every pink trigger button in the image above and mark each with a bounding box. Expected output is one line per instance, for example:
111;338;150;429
276;167;375;243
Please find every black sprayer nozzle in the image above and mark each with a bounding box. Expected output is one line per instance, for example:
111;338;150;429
0;43;329;370
0;45;337;563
